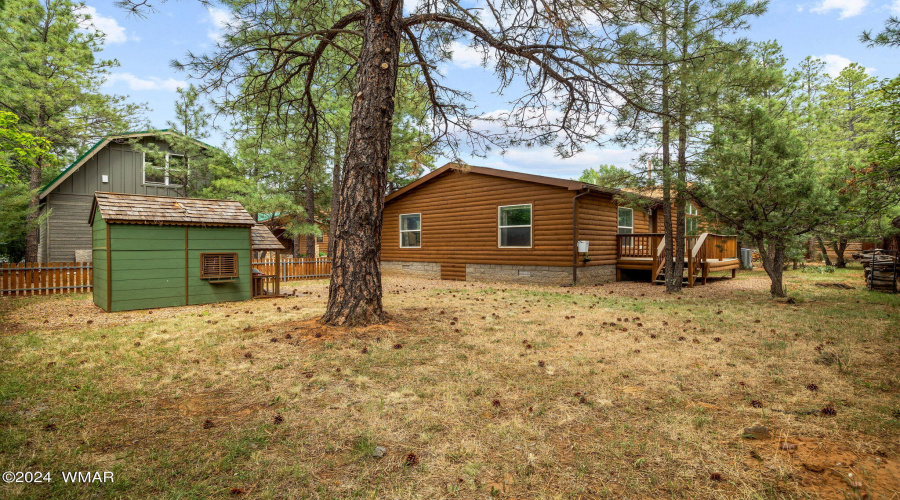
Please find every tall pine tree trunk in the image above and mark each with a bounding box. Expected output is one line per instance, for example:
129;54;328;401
321;0;401;326
670;0;689;290
672;119;688;291
758;239;786;298
305;175;316;257
661;8;678;292
25;155;43;263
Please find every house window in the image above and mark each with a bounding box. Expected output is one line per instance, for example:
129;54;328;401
617;207;633;234
685;202;699;235
143;153;185;186
399;213;421;248
498;204;532;248
200;253;239;279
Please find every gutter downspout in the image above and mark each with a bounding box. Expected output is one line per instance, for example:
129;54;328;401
572;190;589;286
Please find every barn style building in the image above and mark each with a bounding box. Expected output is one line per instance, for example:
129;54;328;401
38;130;211;262
381;163;739;286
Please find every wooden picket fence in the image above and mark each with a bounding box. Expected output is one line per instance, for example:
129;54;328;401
1;262;93;297
1;257;332;297
252;256;332;281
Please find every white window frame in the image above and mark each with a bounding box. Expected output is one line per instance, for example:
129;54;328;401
685;202;699;235
617;207;634;234
399;213;421;249
143;152;184;187
497;204;533;249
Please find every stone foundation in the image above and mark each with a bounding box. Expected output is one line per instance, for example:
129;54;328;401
381;261;441;279
466;264;615;286
382;261;615;285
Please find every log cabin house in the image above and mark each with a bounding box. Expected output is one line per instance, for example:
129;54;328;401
381;163;740;285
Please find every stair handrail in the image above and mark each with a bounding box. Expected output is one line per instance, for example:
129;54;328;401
691;233;709;260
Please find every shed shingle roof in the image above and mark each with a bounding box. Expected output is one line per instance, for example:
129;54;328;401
90;192;257;227
251;224;286;251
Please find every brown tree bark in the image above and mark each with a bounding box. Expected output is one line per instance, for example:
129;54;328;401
660;10;677;292
831;237;848;268
815;235;832;266
305;174;316;257
758;239;786;298
672;119;687;291
320;0;401;326
25;154;44;263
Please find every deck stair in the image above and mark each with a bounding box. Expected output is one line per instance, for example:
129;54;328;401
616;232;740;287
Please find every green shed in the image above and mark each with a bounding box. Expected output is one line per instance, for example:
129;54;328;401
89;192;280;312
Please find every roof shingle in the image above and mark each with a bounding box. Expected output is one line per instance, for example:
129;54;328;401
251;224;286;251
91;192;257;227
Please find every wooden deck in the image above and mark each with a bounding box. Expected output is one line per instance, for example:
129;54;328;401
616;233;740;286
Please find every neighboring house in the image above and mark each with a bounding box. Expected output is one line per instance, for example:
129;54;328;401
258;213;330;257
37;130;210;262
381;163;739;285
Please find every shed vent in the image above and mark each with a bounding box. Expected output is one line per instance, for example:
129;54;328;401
201;253;239;280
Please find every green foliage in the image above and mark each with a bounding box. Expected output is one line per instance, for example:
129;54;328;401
0;111;51;184
0;183;44;262
697;49;835;295
130;86;227;198
861;16;900;48
0;0;146;168
578;165;637;189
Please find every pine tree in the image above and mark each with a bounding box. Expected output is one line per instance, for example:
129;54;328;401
0;0;146;261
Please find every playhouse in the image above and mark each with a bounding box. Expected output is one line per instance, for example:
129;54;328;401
89;192;284;312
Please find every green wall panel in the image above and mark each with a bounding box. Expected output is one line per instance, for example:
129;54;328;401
186;226;251;305
94;222;252;311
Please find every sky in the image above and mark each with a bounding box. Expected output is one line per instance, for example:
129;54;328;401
85;0;900;180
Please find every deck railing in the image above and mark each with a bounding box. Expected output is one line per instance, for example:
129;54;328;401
616;233;664;258
617;232;738;286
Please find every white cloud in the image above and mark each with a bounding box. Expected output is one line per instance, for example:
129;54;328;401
448;41;496;69
892;0;900;15
75;5;130;44
104;73;187;92
487;146;642;178
816;54;875;77
206;7;237;43
810;0;867;18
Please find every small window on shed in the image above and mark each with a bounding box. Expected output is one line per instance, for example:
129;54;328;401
200;253;239;280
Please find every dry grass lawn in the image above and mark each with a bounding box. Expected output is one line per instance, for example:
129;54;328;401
1;265;899;499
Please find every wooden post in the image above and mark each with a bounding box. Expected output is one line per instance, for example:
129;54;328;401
687;239;695;288
274;251;281;296
651;235;659;284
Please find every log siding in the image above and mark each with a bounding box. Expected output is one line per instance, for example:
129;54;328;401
381;167;652;280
